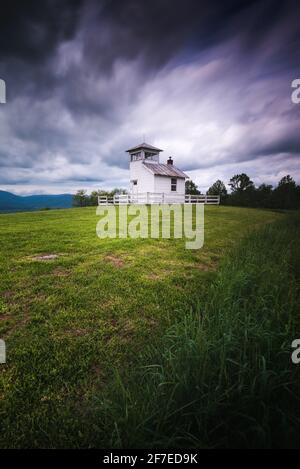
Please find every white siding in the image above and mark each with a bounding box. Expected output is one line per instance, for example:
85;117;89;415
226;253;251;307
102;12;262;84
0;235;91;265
130;161;155;193
154;176;185;195
176;178;185;195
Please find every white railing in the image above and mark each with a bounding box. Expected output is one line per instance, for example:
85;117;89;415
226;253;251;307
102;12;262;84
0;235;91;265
98;193;220;205
98;195;114;205
185;194;220;204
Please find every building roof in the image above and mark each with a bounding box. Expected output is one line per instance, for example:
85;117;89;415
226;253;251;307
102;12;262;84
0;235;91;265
126;142;163;153
143;162;189;179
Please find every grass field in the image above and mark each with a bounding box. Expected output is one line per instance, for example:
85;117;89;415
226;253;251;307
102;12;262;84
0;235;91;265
111;213;300;448
0;205;293;447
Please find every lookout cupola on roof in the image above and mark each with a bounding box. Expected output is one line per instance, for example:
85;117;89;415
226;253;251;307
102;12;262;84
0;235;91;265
126;142;163;163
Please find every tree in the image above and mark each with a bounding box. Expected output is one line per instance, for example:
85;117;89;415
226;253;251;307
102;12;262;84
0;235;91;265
73;188;128;207
229;173;254;193
224;173;300;209
73;190;88;207
251;184;273;208
227;174;255;207
185;180;200;195
89;190;105;206
110;188;128;196
207;180;227;199
257;183;273;194
278;175;296;188
273;175;300;209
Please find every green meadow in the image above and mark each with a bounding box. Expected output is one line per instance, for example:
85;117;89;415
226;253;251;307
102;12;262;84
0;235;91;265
0;205;299;448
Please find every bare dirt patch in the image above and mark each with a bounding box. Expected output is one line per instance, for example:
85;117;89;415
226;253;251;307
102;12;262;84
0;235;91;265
104;255;124;268
31;254;60;261
52;268;70;277
147;273;161;280
64;327;91;337
146;269;172;280
3;291;14;299
0;313;12;321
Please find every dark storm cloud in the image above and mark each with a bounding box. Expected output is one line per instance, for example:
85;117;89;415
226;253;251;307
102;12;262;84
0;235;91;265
0;0;299;193
80;0;254;72
0;0;277;96
0;0;83;62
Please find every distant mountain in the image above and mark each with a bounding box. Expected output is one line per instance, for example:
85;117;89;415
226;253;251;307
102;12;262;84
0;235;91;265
0;190;73;212
24;194;73;209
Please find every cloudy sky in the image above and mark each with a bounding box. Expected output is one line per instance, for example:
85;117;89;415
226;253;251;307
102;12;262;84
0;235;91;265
0;0;299;195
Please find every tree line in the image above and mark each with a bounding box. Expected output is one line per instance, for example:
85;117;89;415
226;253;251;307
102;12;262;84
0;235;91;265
186;174;300;209
73;188;127;207
74;174;300;210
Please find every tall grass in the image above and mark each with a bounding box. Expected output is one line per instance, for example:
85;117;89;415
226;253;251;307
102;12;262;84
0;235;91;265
102;213;300;448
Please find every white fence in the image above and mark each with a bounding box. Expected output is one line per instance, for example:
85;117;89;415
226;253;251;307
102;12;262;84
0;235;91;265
185;194;220;204
98;193;220;205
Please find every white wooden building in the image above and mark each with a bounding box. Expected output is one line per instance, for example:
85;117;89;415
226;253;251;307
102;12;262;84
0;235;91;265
127;142;188;204
98;142;220;205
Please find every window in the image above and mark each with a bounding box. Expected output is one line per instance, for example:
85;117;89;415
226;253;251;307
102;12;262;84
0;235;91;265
145;151;157;160
171;178;177;192
131;152;142;162
132;180;137;186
